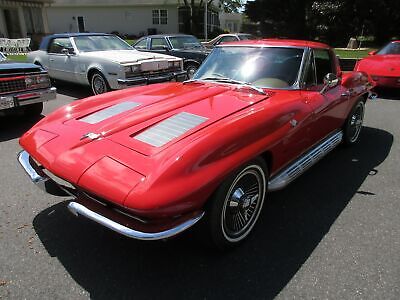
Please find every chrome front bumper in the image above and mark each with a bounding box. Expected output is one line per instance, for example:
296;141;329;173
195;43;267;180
0;87;56;110
117;71;187;87
17;150;204;240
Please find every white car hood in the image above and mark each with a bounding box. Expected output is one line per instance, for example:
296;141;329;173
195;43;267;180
79;50;177;64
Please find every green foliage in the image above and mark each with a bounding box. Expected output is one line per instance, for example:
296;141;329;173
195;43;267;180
245;0;400;47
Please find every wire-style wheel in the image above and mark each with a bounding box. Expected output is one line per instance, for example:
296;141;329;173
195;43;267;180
206;158;267;249
344;100;365;145
91;71;109;95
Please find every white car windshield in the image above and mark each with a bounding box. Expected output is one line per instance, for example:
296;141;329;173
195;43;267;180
194;46;304;89
73;35;133;52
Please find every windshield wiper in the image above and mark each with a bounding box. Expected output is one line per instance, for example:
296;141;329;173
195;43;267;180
201;76;266;95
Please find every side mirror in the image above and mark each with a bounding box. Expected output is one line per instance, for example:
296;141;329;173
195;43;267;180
321;73;339;94
368;50;377;56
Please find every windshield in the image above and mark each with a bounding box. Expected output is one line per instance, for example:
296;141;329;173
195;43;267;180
168;36;203;50
194;47;304;88
239;35;257;41
73;35;133;52
377;42;400;55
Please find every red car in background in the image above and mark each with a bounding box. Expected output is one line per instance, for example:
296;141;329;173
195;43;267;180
355;41;400;88
18;39;373;249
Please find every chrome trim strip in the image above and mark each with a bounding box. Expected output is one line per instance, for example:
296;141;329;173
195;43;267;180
80;101;141;124
268;131;343;191
67;202;205;240
17;150;71;196
135;112;208;147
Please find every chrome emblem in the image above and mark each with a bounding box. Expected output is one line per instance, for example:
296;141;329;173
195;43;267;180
80;132;101;141
290;119;298;127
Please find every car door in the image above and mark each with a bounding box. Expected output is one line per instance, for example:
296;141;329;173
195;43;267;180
148;37;171;54
301;48;350;144
47;37;77;82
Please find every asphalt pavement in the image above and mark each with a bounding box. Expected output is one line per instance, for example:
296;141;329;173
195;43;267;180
0;84;399;299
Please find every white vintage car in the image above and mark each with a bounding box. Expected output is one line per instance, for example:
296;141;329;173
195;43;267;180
27;33;186;94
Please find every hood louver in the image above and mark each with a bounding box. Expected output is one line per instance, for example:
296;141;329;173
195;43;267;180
80;101;141;124
134;112;208;147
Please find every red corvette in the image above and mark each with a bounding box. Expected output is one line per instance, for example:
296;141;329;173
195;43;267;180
18;39;373;249
355;41;400;88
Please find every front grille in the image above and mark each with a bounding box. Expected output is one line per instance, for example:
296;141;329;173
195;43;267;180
0;77;26;94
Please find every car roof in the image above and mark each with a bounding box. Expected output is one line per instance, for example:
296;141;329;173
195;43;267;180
218;38;331;49
39;33;115;50
143;34;195;39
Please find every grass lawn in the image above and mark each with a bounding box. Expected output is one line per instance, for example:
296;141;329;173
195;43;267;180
7;54;27;62
334;49;375;59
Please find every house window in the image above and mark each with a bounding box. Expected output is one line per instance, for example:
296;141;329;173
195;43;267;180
152;9;168;25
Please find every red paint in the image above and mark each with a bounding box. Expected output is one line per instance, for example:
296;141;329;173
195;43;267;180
20;40;373;220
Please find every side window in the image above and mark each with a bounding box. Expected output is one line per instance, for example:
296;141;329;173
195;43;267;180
314;49;335;85
150;38;168;50
217;36;237;45
48;38;73;54
135;38;148;50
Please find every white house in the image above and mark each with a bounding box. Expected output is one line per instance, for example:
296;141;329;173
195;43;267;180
46;0;220;37
219;12;243;33
0;0;51;38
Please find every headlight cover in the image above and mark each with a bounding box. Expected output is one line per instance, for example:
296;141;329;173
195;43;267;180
124;64;141;77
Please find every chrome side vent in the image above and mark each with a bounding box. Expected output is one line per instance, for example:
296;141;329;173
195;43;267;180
268;131;343;191
134;112;208;147
80;101;141;124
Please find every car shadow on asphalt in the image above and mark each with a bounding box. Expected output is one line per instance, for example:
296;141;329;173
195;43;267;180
53;80;92;99
0;115;43;142
32;126;393;300
375;88;400;100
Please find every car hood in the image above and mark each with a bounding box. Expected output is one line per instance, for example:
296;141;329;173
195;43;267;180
20;81;272;206
0;61;42;74
357;55;400;76
79;50;177;64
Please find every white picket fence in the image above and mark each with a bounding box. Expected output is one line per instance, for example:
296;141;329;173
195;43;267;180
0;38;31;55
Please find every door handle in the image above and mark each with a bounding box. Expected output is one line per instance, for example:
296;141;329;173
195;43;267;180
49;58;54;62
341;90;350;98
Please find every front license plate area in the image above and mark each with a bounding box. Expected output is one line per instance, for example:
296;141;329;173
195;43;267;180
0;97;14;109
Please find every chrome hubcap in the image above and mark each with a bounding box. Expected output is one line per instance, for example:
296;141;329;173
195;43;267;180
93;75;106;94
187;67;196;79
222;165;266;242
348;103;364;143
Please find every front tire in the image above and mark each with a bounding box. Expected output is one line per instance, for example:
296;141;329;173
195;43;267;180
90;71;110;95
206;158;268;250
343;100;365;145
185;64;198;79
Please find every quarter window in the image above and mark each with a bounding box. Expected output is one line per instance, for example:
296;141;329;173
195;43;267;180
152;9;168;25
135;38;148;49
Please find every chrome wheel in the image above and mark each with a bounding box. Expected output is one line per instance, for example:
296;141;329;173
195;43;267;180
221;164;266;242
186;65;198;79
91;72;108;95
347;101;365;143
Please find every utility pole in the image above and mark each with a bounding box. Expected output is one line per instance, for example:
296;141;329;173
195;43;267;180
204;0;208;41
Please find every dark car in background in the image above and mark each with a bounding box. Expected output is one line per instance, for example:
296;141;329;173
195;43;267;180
134;34;209;78
0;51;56;117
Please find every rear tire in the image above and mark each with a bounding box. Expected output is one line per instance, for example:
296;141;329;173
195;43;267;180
90;71;110;95
205;158;268;250
343;100;365;145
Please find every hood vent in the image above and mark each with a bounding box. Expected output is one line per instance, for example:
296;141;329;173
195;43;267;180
80;101;141;124
134;112;208;147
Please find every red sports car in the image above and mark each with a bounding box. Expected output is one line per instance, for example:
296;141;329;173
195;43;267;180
355;41;400;88
18;39;373;249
